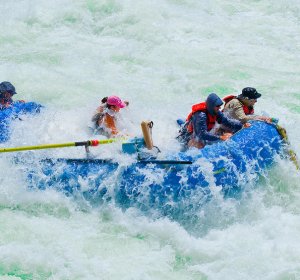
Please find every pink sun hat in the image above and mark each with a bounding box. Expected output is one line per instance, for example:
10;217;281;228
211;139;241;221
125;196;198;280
107;95;126;108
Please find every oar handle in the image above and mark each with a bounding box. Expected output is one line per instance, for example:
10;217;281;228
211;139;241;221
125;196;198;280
74;139;116;146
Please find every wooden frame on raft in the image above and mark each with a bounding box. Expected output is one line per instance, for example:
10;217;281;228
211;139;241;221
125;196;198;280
141;121;154;150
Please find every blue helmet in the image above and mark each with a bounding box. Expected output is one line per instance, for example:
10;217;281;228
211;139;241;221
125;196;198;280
0;81;17;95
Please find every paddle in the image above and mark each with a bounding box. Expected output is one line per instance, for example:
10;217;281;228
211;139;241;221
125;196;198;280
0;139;119;153
42;158;193;165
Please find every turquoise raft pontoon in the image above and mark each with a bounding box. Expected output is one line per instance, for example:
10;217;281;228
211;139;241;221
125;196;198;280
24;121;287;209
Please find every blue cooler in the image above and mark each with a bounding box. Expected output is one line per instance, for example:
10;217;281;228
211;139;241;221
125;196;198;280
122;137;145;154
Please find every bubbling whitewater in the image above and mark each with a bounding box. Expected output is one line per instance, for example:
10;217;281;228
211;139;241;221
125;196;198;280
1;0;300;279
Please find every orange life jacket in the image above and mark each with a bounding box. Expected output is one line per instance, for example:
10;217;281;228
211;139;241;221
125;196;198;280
104;114;118;135
93;105;119;136
186;102;217;132
223;95;254;115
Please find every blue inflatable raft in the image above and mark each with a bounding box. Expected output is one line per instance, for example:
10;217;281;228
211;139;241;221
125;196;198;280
0;102;42;143
24;121;286;210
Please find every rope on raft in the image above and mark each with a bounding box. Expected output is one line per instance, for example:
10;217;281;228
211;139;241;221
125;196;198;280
275;124;299;170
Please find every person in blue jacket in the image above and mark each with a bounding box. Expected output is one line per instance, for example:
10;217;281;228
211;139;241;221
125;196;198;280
0;81;23;110
0;81;42;142
179;93;250;149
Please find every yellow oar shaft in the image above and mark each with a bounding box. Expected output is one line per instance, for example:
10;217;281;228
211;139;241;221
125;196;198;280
0;139;118;153
0;142;75;153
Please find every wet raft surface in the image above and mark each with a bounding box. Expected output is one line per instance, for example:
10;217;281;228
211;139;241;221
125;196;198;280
24;121;283;209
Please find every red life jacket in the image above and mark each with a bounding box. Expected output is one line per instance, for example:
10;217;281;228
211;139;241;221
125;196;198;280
186;102;217;132
223;95;254;115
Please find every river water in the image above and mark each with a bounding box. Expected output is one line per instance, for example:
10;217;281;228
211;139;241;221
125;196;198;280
1;1;300;279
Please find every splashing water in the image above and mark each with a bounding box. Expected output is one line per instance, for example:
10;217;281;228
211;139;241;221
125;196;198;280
1;0;300;279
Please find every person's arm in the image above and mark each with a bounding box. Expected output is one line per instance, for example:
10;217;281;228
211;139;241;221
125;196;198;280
193;112;220;141
92;106;105;125
218;111;243;132
91;112;102;123
229;100;272;123
255;116;272;123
